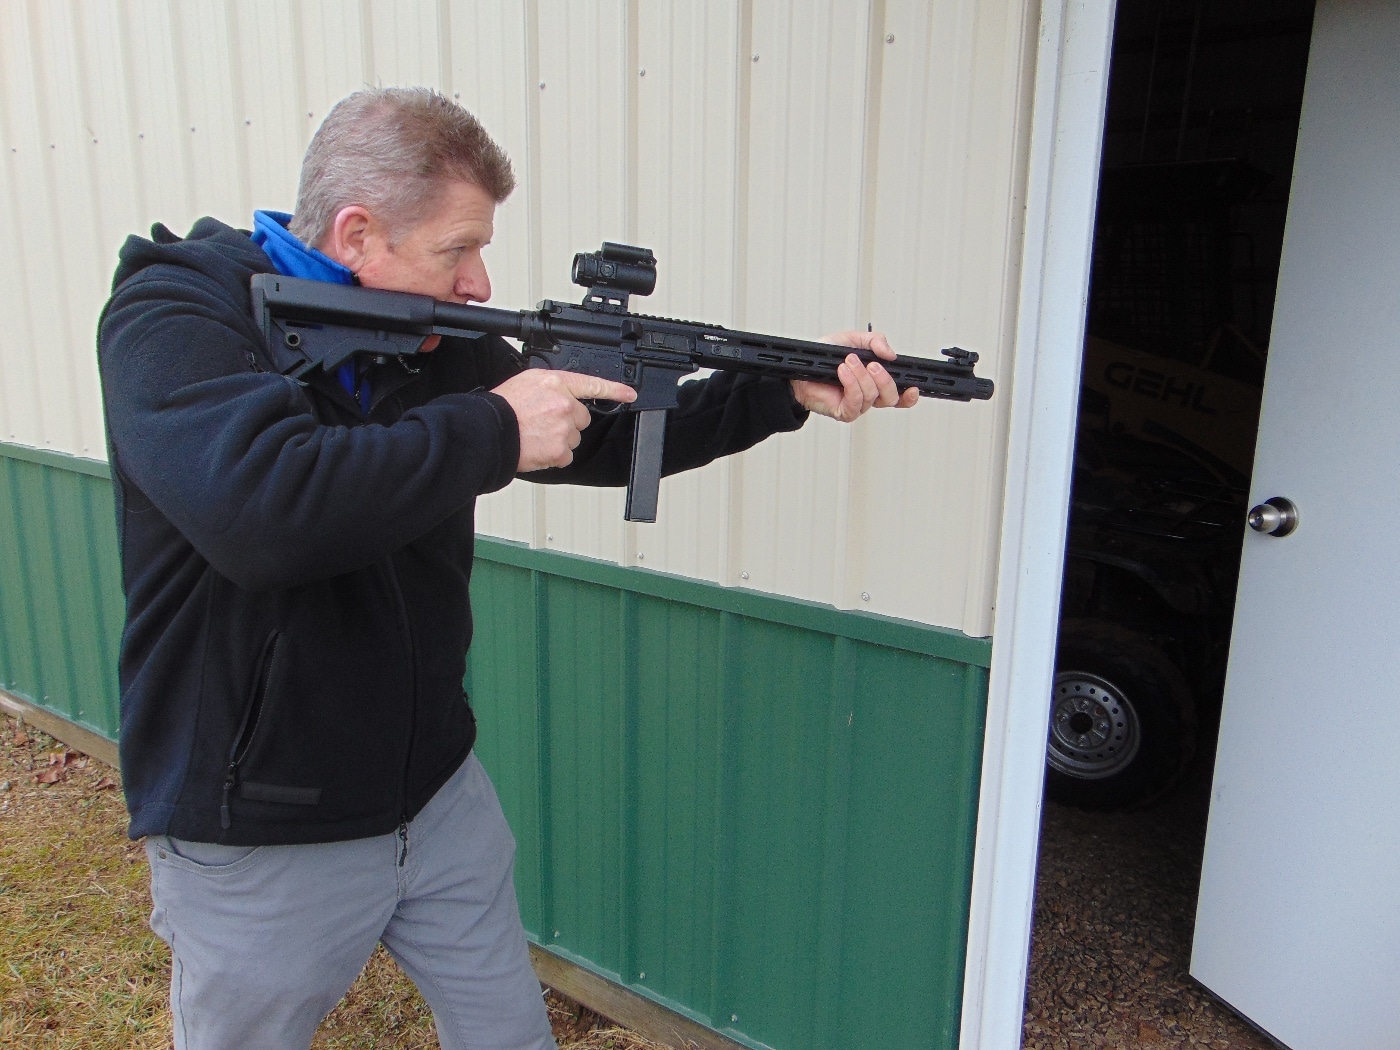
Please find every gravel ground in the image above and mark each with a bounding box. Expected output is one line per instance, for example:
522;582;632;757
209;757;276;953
1023;740;1279;1050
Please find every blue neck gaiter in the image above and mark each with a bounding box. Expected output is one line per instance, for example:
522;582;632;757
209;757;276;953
251;210;369;411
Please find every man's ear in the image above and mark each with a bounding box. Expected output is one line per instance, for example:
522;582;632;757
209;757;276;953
322;206;377;272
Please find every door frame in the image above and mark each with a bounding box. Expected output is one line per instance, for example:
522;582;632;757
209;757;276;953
959;2;1118;1047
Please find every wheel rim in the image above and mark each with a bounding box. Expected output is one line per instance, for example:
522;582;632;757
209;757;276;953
1047;670;1141;780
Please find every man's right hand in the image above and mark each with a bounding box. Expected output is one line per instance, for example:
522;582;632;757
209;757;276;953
491;369;638;472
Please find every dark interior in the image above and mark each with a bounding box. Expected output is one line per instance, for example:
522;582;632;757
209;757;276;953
1049;0;1315;813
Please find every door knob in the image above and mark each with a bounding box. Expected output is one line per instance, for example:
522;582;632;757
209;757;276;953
1247;497;1299;537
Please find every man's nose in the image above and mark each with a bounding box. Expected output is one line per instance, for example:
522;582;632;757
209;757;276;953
454;258;491;303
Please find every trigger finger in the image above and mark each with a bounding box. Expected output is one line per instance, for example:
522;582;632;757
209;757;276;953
592;378;639;404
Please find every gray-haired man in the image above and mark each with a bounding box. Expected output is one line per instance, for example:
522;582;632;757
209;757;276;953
98;87;915;1049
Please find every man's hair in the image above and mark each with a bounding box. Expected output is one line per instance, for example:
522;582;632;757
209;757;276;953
289;87;515;248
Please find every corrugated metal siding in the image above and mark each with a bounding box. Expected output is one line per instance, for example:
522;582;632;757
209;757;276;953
467;538;989;1050
0;0;1033;635
0;447;123;739
0;447;991;1049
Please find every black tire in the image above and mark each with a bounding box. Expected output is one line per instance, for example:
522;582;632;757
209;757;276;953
1045;619;1197;811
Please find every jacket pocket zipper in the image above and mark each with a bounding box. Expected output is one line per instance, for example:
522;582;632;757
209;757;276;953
222;631;281;829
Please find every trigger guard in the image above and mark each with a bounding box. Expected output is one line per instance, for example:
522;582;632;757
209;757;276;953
585;398;628;415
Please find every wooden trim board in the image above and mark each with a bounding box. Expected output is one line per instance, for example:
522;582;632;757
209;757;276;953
530;945;748;1050
0;690;120;768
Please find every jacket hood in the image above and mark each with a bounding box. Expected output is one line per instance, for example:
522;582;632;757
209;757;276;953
111;217;272;299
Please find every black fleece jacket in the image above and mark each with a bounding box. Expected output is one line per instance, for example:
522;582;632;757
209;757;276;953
97;217;808;844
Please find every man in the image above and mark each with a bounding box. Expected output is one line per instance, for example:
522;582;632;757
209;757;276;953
97;87;917;1050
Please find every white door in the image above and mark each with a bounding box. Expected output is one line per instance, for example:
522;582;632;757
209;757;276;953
1190;3;1400;1048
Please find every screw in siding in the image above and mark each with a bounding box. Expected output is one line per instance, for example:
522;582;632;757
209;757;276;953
886;33;895;43
740;571;750;580
751;54;759;62
861;592;871;602
639;68;646;77
637;552;645;561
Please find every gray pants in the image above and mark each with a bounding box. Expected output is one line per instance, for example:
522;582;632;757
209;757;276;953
144;754;556;1050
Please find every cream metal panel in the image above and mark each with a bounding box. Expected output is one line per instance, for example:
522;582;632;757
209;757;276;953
368;0;445;87
1;0;108;458
451;0;539;544
0;3;49;451
25;0;109;462
625;2;745;585
443;0;533;308
725;0;875;610
123;2;204;234
0;0;1039;636
299;2;371;139
523;0;633;562
171;6;244;226
850;0;1035;636
237;3;315;217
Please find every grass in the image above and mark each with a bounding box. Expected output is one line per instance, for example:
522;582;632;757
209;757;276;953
0;714;674;1049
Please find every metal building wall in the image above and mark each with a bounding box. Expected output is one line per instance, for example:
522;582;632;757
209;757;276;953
0;0;1033;637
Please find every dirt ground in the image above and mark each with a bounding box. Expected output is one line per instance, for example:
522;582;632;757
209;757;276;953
1;710;1278;1049
1024;740;1279;1050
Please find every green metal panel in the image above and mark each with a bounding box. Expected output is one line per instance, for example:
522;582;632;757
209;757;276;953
0;447;992;1050
463;560;549;938
0;444;123;739
468;539;990;1050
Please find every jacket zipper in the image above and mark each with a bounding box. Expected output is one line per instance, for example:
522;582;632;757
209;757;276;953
386;564;418;865
222;632;281;830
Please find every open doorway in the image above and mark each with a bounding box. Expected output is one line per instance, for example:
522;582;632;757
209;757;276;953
1026;2;1315;1045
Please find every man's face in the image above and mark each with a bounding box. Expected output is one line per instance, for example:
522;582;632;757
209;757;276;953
350;179;496;303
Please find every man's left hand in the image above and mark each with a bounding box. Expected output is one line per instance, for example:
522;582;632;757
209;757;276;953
791;331;920;421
